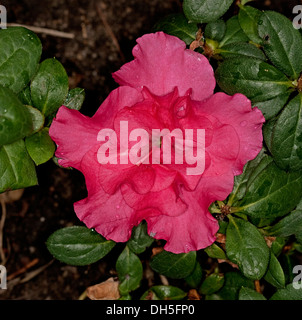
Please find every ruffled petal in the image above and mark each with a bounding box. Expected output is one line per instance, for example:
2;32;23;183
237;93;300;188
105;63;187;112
49;106;100;169
112;32;215;101
121;183;187;217
199;92;265;176
49;86;143;170
145;172;234;253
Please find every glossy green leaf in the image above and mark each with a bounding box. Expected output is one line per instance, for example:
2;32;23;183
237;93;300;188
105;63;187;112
18;86;33;105
204;19;226;41
219;16;249;47
25;127;55;165
141;285;187;300
226;216;270;280
0;139;37;193
263;118;277;153
238;5;262;44
25;105;44;133
263;252;285;288
31;58;69;117
254;93;290;121
215;57;292;103
0;86;33;146
209;271;254;300
183;0;233;23
258;11;302;78
150;250;196;279
64;88;85;111
271;94;302;171
228;149;270;206
127;221;154;254
270;283;302;300
0;27;42;93
185;262;203;288
204;243;226;260
153;13;197;45
265;210;302;238
238;161;302;219
116;246;143;295
46;226;115;266
238;287;266;300
218;42;265;60
200;273;224;295
271;237;287;257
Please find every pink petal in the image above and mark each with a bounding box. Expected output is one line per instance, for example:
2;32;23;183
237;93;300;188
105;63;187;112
74;187;136;242
49;86;143;169
49;106;99;169
121;183;187;217
74;147;137;242
112;32;215;101
199;92;265;176
146;173;234;253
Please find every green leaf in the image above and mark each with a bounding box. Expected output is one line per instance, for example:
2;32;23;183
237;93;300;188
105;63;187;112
238;5;262;44
226;216;270;280
141;285;187;300
228;148;269;206
238;161;302;219
18;86;33;105
258;11;302;79
63;88;85;111
254;93;290;121
263;118;276;153
127;221;154;254
153;13;197;45
46;226;115;266
25;127;55;165
150;250;196;279
185;262;203;288
219;16;249;47
209;271;254;300
270;283;302;300
238;287;266;300
265;210;302;238
0;86;33;146
0;139;37;193
204;243;226;260
263;252;285;288
204;19;226;42
271;237;287;257
271;94;302;171
0;27;42;93
199;273;224;295
183;0;233;23
215;57;292;103
218;42;266;60
30;58;69;117
25;105;44;133
116;246;143;295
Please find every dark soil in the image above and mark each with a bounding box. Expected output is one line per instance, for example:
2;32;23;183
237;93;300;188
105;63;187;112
0;0;300;300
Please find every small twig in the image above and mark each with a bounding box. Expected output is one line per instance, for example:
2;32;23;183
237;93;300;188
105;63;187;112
159;275;169;286
96;2;125;63
20;259;54;284
254;280;261;293
6;23;75;39
78;290;88;300
7;258;39;281
0;195;7;265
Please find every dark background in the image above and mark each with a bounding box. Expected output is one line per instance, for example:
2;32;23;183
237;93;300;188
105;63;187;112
0;0;301;299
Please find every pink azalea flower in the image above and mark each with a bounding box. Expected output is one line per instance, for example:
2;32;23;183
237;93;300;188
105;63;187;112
49;32;265;253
